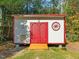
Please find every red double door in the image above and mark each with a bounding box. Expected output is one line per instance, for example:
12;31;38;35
30;22;48;44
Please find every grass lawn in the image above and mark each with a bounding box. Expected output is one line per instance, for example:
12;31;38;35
7;47;79;59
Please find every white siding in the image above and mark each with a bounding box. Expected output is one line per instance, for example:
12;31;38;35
48;20;64;43
27;20;64;44
14;19;64;44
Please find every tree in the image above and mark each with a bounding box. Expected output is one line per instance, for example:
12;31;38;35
64;0;79;41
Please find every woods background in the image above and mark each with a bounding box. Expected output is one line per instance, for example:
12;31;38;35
0;0;79;42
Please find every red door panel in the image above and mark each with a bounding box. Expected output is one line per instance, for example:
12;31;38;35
30;22;48;44
30;23;40;43
40;23;48;43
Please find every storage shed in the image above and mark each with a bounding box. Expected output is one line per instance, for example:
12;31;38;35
13;14;66;47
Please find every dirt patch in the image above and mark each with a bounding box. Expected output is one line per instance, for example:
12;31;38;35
67;42;79;52
0;41;15;52
0;41;25;59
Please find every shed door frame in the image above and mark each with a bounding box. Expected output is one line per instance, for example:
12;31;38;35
30;22;48;44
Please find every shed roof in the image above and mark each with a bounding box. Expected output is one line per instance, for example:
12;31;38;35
12;14;66;20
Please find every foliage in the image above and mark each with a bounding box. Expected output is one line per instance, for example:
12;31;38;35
0;0;63;14
0;0;79;41
64;0;79;41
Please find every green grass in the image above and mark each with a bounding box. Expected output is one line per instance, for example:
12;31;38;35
7;47;79;59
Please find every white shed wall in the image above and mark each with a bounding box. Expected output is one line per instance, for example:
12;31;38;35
14;19;65;44
27;20;64;44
